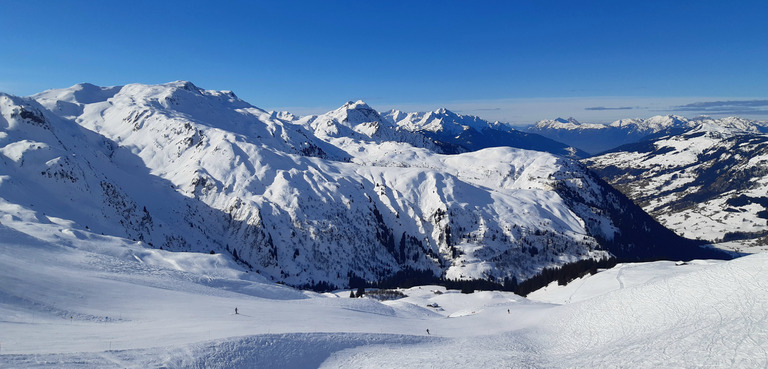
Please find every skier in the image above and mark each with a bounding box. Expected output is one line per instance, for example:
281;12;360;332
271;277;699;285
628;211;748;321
235;307;238;315
426;329;430;335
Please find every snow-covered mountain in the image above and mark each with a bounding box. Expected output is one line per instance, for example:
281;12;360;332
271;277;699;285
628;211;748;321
584;125;768;247
287;100;440;155
0;90;226;250
529;115;768;155
0;81;723;291
381;108;589;157
285;101;588;158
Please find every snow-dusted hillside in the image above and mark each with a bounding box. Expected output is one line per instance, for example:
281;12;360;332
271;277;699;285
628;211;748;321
0;81;721;291
585;125;768;249
529;115;768;154
1;219;765;368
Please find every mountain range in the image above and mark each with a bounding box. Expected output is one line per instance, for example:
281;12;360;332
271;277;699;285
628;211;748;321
0;81;724;291
528;115;768;154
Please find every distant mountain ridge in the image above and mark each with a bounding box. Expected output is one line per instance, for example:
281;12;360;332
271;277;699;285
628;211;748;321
285;100;588;158
528;115;768;155
381;108;589;157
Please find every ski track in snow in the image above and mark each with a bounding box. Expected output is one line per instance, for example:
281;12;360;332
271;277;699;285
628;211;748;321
2;217;768;368
615;264;626;289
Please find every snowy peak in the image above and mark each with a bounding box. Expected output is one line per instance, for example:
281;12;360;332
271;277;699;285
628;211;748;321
269;110;297;122
542;114;765;136
122;81;250;112
341;100;378;117
388;107;493;135
423;108;468;133
691;116;768;136
536;115;690;132
34;81;253;124
40;82;122;105
636;114;688;130
299;100;394;139
529;114;768;154
35;81;338;169
626;115;768;139
376;108;586;157
602;115;692;136
382;109;408;124
533;117;590;130
329;100;382;125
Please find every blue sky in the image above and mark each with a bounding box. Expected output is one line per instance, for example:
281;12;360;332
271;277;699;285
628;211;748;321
1;0;767;124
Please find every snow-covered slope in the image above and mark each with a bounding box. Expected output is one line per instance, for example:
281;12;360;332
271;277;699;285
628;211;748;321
0;81;721;291
0;91;227;251
529;115;768;155
585;125;768;248
1;219;765;368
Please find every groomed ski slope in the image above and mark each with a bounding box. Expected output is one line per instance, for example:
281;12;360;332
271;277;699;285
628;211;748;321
2;218;767;368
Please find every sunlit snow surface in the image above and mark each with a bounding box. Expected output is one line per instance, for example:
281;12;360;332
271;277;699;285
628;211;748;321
2;217;767;368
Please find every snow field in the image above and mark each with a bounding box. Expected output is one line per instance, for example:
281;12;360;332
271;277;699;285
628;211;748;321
3;215;768;368
543;253;768;368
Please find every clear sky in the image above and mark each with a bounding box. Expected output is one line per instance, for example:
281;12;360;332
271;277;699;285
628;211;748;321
1;0;767;125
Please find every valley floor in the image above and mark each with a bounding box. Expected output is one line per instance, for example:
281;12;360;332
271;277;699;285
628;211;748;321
2;218;768;368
